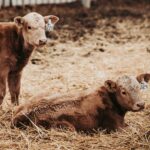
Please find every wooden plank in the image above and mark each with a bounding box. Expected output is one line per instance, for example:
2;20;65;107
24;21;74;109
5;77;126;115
81;0;91;8
4;0;10;6
24;0;31;5
36;0;43;4
12;0;16;6
0;0;2;8
30;0;36;5
1;0;78;7
17;0;23;5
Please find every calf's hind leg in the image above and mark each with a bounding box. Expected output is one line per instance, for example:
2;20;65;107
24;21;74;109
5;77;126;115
0;67;9;105
0;76;7;105
8;71;22;105
53;121;76;131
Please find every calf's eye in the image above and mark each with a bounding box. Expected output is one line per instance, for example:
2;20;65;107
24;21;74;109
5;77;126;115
28;26;32;30
121;91;126;95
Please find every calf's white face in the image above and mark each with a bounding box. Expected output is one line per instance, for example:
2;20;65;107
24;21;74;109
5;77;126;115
116;76;145;111
14;12;59;47
105;75;145;112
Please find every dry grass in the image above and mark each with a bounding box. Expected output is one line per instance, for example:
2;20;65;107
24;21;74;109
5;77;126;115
0;106;149;150
0;1;150;150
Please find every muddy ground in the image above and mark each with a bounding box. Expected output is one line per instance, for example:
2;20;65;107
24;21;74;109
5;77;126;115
0;0;150;150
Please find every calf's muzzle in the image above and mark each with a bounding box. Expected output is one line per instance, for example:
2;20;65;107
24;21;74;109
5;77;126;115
39;39;47;45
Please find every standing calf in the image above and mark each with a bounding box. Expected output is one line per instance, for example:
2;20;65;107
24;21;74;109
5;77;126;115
0;12;59;105
12;73;150;132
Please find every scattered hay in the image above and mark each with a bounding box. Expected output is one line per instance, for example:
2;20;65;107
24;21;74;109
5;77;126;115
0;1;150;150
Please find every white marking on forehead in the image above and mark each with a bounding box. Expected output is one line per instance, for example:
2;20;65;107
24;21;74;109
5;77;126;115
117;75;140;92
117;75;141;102
24;12;45;27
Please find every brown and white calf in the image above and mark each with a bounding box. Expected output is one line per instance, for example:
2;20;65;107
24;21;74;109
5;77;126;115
12;73;150;132
0;12;59;105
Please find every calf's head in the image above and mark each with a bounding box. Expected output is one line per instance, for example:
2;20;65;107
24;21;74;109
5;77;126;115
14;12;59;47
105;74;150;112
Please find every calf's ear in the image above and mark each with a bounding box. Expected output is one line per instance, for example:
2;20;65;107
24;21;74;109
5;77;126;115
104;80;117;92
136;73;150;83
44;15;59;25
14;16;24;27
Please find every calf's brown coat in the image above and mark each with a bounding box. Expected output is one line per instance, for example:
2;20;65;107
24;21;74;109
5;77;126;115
12;73;150;132
0;12;59;105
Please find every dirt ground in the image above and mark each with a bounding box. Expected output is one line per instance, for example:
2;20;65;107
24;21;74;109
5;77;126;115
0;0;150;150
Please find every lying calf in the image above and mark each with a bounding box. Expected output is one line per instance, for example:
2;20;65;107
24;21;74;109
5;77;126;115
0;12;59;105
12;73;150;132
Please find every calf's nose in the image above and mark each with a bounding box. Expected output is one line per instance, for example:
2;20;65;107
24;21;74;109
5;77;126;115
137;102;145;109
39;39;47;45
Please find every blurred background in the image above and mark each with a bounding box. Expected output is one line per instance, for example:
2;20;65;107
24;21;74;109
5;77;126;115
0;0;149;41
0;0;91;8
0;1;150;150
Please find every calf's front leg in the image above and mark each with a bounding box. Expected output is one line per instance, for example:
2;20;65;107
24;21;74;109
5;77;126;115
8;71;22;105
